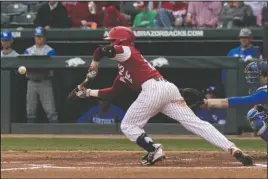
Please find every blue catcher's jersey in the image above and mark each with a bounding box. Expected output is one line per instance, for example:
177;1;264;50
255;85;268;111
228;84;267;108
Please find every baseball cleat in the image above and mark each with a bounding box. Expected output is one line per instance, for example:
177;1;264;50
229;147;253;166
141;144;165;166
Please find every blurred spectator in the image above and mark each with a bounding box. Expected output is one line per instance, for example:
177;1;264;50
1;13;10;27
1;30;18;57
258;6;268;26
102;5;130;28
244;1;267;17
122;2;139;23
219;2;255;28
186;2;221;28
34;1;71;29
24;27;58;123
155;1;188;27
133;1;157;27
245;2;267;26
77;100;125;124
61;1;78;14
67;2;97;29
227;28;260;60
196;86;226;125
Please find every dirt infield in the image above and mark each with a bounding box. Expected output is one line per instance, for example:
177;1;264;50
1;151;267;178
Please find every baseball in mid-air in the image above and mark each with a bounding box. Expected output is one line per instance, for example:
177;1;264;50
18;66;27;75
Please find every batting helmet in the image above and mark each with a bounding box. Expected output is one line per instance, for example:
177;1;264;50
104;26;135;46
1;30;13;41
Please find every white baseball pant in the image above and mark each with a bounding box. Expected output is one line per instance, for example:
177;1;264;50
120;79;235;152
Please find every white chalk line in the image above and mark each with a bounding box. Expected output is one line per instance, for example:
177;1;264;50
1;163;267;172
255;163;267;167
1;161;23;164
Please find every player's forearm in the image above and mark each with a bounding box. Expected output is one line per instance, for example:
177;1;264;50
87;89;99;97
89;87;114;101
88;48;101;71
228;91;267;107
92;47;101;62
90;45;118;67
205;98;229;108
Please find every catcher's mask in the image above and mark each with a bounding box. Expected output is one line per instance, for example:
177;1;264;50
244;61;267;93
104;26;135;46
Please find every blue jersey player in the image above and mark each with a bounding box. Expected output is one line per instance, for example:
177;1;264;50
204;61;267;142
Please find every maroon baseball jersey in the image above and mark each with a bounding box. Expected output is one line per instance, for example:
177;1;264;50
112;45;162;91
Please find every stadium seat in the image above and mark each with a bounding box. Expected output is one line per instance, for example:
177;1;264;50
28;2;46;13
1;13;10;25
11;12;36;24
1;3;28;15
0;1;13;7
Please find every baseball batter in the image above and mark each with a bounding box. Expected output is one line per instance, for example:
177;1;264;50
76;26;252;166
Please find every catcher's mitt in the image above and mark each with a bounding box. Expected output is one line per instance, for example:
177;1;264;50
180;88;206;111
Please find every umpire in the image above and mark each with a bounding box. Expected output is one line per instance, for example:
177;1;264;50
24;26;58;123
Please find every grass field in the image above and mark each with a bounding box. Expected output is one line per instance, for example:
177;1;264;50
1;137;267;151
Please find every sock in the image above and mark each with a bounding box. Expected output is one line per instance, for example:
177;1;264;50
136;133;155;152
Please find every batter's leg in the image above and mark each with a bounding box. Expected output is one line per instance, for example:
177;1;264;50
121;88;165;165
161;101;253;165
161;102;235;151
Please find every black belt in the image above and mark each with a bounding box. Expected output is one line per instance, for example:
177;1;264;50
154;77;167;82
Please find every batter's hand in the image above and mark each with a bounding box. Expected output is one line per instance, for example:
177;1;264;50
76;88;91;98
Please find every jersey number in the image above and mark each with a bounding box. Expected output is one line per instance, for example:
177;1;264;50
118;64;133;84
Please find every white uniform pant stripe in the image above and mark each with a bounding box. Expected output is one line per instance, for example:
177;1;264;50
121;79;236;152
121;80;162;141
161;103;235;152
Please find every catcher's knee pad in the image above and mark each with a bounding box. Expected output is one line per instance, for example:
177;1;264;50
247;108;267;136
260;128;268;142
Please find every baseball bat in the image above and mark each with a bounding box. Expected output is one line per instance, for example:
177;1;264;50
67;77;92;102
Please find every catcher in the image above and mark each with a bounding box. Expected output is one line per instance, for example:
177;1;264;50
69;26;253;166
202;61;267;142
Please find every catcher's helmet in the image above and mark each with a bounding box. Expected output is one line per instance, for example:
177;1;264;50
104;26;135;46
244;61;267;93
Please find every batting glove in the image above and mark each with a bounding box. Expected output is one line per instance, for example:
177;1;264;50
76;89;91;98
86;65;98;80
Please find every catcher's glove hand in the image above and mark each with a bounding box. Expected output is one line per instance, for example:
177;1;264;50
180;88;206;111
